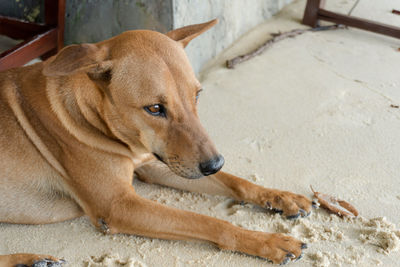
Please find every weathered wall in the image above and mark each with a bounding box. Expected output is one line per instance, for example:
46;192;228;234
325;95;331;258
64;0;173;45
0;0;44;23
172;0;293;73
0;0;173;43
0;0;292;73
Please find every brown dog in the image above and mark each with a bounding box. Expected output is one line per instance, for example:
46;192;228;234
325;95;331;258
0;19;312;266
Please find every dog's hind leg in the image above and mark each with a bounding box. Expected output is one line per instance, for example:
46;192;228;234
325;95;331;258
0;176;84;224
135;160;312;218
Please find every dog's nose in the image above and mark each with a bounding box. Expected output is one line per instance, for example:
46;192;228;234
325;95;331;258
199;155;225;176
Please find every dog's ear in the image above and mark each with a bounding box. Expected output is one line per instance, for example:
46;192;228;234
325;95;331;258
43;43;112;77
166;19;218;48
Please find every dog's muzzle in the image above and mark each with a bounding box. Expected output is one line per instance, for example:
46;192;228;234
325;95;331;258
199;154;224;176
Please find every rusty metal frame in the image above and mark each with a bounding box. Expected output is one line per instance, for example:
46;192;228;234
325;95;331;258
302;0;400;39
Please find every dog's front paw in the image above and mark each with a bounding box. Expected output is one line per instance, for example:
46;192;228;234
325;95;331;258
262;233;306;264
229;232;306;264
12;254;66;267
258;189;313;219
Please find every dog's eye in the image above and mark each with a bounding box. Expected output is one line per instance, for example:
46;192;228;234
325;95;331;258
144;104;166;117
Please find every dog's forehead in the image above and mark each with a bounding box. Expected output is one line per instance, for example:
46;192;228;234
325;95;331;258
109;31;200;92
109;30;187;64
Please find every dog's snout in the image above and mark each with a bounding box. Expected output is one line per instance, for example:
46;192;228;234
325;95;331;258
199;155;224;176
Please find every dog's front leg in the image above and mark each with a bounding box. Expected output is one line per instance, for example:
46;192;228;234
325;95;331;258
136;160;313;219
99;190;306;264
65;153;306;264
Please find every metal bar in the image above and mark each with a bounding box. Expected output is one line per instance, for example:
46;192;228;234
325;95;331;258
318;9;400;39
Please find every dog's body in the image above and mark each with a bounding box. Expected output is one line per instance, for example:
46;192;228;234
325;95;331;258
0;20;312;266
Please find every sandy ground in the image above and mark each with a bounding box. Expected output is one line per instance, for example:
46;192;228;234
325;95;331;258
1;0;400;266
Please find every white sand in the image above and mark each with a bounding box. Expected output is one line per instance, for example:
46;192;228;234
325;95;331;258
1;0;400;266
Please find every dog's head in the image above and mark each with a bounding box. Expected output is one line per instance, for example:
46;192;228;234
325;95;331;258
43;20;224;179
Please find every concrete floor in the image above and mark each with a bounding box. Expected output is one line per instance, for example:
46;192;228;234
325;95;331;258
200;0;400;224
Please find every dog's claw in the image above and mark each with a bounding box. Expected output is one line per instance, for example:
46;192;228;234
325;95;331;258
280;256;291;265
299;209;308;217
98;218;110;234
279;252;298;265
265;258;274;264
286;213;301;220
272;208;283;214
295;253;303;262
286;253;296;258
32;261;47;267
32;258;67;267
312;200;318;208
